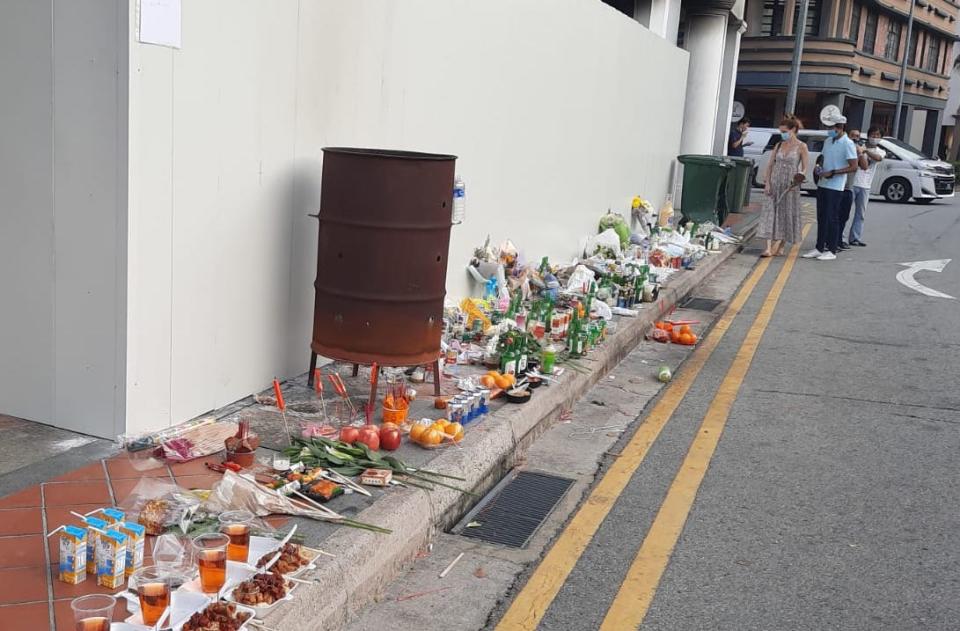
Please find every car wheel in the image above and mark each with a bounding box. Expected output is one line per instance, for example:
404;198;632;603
914;197;934;205
882;177;911;202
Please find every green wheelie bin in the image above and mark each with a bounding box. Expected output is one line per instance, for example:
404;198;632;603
724;156;753;214
677;155;732;225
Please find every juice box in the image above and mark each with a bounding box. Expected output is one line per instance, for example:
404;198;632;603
119;521;146;577
82;516;109;575
96;529;128;589
58;525;87;585
99;507;125;526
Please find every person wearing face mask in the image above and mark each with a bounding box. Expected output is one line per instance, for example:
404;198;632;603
837;129;868;250
848;127;885;246
759;116;809;257
802;113;858;261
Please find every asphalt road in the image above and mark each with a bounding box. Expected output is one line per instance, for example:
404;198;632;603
494;194;960;630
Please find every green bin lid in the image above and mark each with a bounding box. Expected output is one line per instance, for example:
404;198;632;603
677;154;733;167
727;157;753;166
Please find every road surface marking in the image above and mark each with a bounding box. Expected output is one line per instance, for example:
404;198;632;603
598;225;808;630
494;255;773;631
896;259;955;299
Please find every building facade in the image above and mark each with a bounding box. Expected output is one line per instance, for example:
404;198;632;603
735;0;959;155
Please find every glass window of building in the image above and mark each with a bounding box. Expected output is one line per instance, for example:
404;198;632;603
862;10;878;54
761;0;786;35
835;0;847;37
794;0;820;35
849;2;862;42
908;29;919;66
884;19;902;61
925;35;940;72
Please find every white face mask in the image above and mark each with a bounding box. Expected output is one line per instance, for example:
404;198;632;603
867;138;880;147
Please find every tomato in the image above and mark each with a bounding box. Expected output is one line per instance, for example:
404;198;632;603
380;425;402;451
339;426;360;444
357;425;380;450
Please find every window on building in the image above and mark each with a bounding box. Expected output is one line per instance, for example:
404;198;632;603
862;11;878;54
849;3;862;43
761;0;786;35
794;0;821;36
884;19;902;61
835;0;848;38
925;34;941;72
942;45;950;74
908;28;919;66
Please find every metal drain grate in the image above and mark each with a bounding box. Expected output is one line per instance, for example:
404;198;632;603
679;296;723;312
454;470;574;548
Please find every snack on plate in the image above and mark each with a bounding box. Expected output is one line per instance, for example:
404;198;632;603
231;572;289;606
182;602;251;631
256;543;309;576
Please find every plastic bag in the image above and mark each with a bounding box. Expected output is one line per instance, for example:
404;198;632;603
120;477;202;536
566;265;597;292
580;229;622;259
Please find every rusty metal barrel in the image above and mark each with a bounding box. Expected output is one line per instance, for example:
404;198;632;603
311;147;457;366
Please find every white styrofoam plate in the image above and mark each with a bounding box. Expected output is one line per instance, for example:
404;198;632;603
226;578;299;616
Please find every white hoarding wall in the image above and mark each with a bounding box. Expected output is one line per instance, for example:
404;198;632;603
126;0;689;433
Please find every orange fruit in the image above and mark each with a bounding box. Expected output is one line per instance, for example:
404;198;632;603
494;375;512;390
479;375;496;388
444;422;463;437
433;419;450;431
680;325;692;334
409;423;427;441
505;373;517;386
421;428;444;446
486;370;501;379
453;430;464;442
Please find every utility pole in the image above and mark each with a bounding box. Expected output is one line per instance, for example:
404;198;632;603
785;0;810;115
893;0;916;139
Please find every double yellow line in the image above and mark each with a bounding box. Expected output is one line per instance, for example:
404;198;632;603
496;228;807;631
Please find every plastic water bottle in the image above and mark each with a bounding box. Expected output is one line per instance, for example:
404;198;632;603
452;175;466;224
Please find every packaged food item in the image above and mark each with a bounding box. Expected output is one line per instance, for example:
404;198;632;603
58;525;88;584
99;507;125;526
82;516;109;575
302;479;343;502
96;529;128;589
122;478;201;536
359;469;393;487
119;521;146;577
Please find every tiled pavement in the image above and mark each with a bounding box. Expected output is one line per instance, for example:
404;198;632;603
0;452;241;630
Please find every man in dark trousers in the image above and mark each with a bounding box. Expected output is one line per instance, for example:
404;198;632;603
802;113;859;261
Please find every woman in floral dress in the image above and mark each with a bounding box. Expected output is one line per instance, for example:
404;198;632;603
759;116;808;257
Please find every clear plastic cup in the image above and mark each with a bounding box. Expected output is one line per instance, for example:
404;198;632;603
71;594;116;631
218;509;255;563
132;566;172;625
192;533;230;594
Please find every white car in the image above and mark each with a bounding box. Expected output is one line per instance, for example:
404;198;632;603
755;133;955;203
872;138;954;203
741;127;778;160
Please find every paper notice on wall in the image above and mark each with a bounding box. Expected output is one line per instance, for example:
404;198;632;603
138;0;181;49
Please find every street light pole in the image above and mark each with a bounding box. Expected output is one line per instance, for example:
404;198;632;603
892;0;915;139
785;0;810;115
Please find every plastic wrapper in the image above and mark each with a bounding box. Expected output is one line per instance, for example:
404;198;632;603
204;470;333;520
120;478;202;536
580;229;622;259
566;264;597;292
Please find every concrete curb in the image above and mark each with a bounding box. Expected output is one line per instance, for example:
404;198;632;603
268;245;742;630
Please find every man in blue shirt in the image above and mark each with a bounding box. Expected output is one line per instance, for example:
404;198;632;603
802;113;859;261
